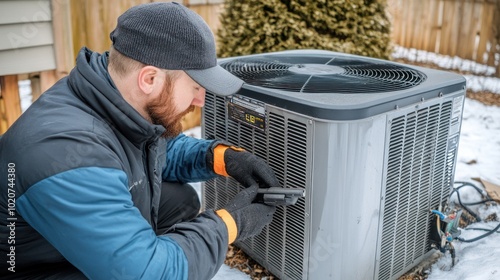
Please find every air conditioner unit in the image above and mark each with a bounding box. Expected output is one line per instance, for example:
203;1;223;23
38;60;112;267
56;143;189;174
202;50;466;280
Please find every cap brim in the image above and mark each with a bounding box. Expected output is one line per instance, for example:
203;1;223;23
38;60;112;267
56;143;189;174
185;65;244;96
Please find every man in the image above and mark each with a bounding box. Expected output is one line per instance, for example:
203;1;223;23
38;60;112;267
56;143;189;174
0;2;280;279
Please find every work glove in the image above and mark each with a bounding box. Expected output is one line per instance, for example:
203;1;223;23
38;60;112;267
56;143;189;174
207;142;280;188
216;185;276;244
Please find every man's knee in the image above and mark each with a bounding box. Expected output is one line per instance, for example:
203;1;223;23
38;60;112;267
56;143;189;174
179;183;200;219
159;182;201;225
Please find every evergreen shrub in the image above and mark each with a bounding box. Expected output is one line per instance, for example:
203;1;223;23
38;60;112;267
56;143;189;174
217;0;392;59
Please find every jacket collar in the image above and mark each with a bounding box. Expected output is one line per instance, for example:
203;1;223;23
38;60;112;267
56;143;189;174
68;47;165;145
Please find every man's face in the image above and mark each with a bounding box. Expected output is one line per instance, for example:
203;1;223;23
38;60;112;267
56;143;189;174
146;71;205;138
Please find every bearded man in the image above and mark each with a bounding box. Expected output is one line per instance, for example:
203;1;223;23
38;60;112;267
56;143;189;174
0;2;279;279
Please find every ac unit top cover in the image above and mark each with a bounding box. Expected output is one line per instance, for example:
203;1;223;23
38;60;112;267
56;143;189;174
218;49;466;120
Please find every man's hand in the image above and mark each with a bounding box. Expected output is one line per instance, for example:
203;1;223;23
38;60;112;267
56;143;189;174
216;185;276;243
208;143;280;188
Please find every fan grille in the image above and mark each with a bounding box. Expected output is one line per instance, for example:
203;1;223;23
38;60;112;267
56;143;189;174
220;55;427;93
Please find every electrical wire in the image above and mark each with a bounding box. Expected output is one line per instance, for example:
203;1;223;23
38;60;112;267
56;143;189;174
451;181;500;243
449;243;455;267
466;227;500;233
429;181;498;269
457;222;500;243
450;181;487;222
460;199;496;206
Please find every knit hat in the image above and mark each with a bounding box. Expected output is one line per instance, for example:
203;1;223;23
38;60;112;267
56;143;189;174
110;2;243;96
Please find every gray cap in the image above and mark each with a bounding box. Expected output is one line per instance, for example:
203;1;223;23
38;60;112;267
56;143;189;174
110;2;243;96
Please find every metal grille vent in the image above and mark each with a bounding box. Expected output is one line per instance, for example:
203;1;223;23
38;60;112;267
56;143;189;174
220;55;427;93
202;93;308;280
378;101;453;280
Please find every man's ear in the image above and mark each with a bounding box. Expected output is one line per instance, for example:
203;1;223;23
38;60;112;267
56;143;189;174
137;66;162;95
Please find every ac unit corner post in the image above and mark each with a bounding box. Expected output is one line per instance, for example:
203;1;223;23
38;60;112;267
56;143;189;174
201;50;466;280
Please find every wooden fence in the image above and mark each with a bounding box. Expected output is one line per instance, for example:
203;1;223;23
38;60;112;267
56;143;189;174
2;0;499;134
69;0;224;56
387;0;499;74
0;0;224;134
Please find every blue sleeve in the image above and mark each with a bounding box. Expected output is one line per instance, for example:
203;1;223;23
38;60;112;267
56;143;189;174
163;134;217;182
17;167;189;280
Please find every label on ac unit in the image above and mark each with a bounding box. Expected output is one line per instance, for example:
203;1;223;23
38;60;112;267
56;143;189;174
449;95;464;136
228;95;266;130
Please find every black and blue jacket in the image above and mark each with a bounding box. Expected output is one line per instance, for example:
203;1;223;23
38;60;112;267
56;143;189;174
0;48;228;279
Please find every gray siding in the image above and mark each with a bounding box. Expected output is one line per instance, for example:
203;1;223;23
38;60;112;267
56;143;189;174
0;0;55;76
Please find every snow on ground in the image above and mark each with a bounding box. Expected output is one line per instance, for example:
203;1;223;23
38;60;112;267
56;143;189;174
392;45;500;94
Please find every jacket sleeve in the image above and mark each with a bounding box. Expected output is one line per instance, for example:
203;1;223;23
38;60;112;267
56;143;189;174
16;167;228;280
162;133;217;182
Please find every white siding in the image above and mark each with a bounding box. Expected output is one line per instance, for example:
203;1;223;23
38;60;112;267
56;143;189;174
0;45;56;75
0;0;55;75
0;0;51;25
0;21;53;50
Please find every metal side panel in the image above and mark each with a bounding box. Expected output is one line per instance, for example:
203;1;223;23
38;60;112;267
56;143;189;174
307;114;388;279
376;91;465;280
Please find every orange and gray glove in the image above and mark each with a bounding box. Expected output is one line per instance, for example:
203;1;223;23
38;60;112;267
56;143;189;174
207;143;280;188
216;185;276;244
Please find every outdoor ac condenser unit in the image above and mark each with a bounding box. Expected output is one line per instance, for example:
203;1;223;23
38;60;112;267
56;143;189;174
201;50;466;280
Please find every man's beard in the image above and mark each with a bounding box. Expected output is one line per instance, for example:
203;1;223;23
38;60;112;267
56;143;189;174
146;82;195;138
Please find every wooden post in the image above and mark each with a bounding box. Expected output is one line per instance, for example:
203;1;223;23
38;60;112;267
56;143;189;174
40;70;58;93
0;99;6;134
51;0;75;79
29;73;42;102
0;75;22;128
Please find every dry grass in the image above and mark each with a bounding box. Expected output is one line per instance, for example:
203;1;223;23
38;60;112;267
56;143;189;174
393;57;500;107
224;245;275;280
466;91;500;107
